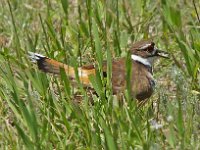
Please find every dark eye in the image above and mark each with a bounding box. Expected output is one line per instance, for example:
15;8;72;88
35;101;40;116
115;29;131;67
147;45;154;52
151;42;155;47
147;42;155;52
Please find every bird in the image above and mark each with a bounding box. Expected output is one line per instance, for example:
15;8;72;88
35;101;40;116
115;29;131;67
29;39;169;102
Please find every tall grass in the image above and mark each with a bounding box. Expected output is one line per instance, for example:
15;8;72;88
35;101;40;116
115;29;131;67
0;0;199;149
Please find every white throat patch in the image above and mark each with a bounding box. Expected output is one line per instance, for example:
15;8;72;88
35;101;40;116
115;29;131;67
131;54;155;67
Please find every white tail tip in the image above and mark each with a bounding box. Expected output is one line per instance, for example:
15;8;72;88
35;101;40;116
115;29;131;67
28;52;46;62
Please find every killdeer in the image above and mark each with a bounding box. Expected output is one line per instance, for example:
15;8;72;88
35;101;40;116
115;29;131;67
29;39;169;101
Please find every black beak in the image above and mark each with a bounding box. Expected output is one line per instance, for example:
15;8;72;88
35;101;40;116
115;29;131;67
155;49;169;59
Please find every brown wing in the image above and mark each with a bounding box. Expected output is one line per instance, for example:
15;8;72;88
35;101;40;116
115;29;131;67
111;59;127;94
130;61;154;100
111;58;154;100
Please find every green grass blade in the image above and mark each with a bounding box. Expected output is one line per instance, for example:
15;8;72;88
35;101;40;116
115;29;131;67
100;116;117;150
15;124;34;149
92;20;103;69
60;67;71;99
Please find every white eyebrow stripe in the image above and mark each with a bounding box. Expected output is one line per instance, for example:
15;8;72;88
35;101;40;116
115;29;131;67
131;54;151;67
139;43;151;50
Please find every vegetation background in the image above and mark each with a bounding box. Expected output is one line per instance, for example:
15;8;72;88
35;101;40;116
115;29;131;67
0;0;199;149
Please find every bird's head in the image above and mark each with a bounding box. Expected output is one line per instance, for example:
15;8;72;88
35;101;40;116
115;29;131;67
130;40;169;67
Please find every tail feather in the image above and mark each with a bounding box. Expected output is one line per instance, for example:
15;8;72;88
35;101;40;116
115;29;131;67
28;52;46;62
28;52;96;86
